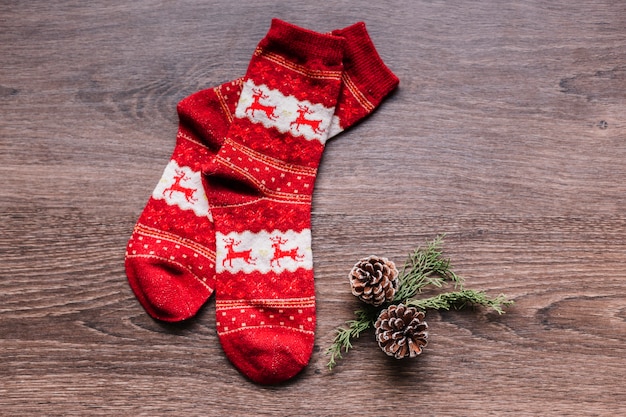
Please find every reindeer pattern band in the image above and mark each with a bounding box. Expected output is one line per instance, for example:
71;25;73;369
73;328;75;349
236;79;336;144
216;229;312;274
152;160;211;219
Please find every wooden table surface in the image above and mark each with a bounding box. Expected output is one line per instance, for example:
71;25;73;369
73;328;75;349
2;1;626;415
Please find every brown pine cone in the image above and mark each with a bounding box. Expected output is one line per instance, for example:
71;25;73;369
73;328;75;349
375;303;428;359
349;255;399;306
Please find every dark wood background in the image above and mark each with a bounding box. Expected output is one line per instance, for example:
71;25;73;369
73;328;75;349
2;1;626;415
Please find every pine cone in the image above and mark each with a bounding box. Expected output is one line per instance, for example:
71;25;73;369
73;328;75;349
349;256;399;306
375;304;428;359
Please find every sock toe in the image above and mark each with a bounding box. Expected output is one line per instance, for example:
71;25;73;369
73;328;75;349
219;327;313;384
126;257;213;322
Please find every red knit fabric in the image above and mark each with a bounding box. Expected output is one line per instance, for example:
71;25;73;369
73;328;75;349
204;19;398;384
125;79;242;322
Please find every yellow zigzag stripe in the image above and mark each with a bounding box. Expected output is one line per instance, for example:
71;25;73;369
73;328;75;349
207;196;311;210
216;296;315;310
214;86;234;124
226;138;317;176
178;131;208;149
255;47;342;80
214;154;312;203
125;253;213;291
342;72;374;113
134;223;216;261
218;325;314;336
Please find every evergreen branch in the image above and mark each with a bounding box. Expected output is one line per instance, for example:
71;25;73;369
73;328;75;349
326;307;377;370
393;234;463;303
405;289;514;314
325;236;513;370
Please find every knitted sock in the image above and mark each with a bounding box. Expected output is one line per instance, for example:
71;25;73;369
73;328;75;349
125;80;242;322
205;19;399;384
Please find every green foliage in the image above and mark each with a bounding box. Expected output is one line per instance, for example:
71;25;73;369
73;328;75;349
325;235;513;370
393;234;463;302
325;307;377;371
405;289;513;314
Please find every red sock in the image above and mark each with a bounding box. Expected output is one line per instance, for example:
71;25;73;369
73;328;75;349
125;22;398;326
205;19;398;384
125;80;241;322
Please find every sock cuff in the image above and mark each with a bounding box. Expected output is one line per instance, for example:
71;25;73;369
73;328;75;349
333;22;400;107
257;19;346;68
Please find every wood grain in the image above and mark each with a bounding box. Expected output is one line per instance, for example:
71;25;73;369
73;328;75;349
2;1;626;415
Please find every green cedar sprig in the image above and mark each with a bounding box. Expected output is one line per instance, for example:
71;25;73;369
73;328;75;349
325;306;378;371
393;234;463;302
326;235;512;370
405;289;513;314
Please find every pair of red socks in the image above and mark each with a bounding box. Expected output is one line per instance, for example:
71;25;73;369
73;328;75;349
126;19;398;384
